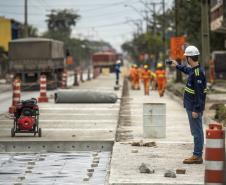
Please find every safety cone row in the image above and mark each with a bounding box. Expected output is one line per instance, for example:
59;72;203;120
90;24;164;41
205;123;225;185
61;71;67;89
9;78;21;113
38;75;48;103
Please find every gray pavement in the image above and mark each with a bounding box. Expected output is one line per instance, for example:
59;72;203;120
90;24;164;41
109;83;205;185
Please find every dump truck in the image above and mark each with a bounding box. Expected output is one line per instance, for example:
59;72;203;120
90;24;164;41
92;51;117;73
9;38;65;90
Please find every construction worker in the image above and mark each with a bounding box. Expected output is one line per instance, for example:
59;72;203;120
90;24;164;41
129;64;135;89
114;60;121;85
141;65;152;95
171;45;207;164
155;63;166;97
133;65;140;90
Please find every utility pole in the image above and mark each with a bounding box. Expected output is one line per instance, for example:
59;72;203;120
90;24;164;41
24;0;28;37
201;0;210;67
175;0;182;82
162;0;166;62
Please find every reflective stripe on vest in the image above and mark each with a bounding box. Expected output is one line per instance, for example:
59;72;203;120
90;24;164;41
185;86;208;94
195;68;200;76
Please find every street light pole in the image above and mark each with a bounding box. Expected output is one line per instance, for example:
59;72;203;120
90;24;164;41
24;0;28;37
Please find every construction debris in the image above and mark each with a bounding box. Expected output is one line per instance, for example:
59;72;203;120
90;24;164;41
176;168;186;174
131;141;157;147
164;170;176;178
139;163;155;174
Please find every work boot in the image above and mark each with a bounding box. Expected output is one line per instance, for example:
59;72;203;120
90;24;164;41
183;155;203;164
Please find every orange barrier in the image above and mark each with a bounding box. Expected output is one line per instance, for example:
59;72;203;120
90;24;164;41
205;123;225;185
9;78;21;113
38;75;48;103
61;70;67;89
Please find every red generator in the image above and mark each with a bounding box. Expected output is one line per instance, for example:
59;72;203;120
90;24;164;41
11;98;41;137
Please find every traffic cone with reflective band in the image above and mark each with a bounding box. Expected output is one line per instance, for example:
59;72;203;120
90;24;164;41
205;124;225;185
61;70;67;88
38;75;48;103
9;78;21;113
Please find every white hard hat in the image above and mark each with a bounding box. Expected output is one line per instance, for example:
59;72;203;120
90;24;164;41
116;60;121;64
184;45;200;56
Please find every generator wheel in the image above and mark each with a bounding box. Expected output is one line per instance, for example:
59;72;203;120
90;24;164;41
11;128;15;137
38;128;42;137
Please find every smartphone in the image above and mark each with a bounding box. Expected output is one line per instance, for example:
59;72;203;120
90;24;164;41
165;60;173;65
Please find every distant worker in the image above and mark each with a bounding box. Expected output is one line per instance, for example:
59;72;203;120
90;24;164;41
141;65;152;95
171;45;207;164
129;64;135;89
115;60;121;85
155;63;166;97
133;65;141;90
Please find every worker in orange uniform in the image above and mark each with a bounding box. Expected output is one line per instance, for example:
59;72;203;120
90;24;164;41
129;64;135;89
133;65;141;90
155;63;167;97
141;65;152;95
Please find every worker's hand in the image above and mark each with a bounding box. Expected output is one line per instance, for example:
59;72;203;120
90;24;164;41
171;60;178;68
192;112;198;119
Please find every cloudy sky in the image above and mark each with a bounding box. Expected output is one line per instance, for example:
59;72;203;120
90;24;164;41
0;0;173;51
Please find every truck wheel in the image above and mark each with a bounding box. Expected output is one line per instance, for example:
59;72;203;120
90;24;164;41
38;128;42;137
11;128;15;137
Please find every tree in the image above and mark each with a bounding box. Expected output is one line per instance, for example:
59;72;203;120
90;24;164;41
44;9;80;41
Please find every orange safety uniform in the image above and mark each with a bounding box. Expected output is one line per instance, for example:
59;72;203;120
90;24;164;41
133;67;141;90
129;66;135;89
155;69;166;97
141;69;152;95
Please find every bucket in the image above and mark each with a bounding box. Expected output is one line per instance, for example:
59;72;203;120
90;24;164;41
143;103;166;138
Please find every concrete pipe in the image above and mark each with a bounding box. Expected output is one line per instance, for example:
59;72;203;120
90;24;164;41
55;90;118;103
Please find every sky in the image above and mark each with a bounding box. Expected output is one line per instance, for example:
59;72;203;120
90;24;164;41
0;0;173;52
